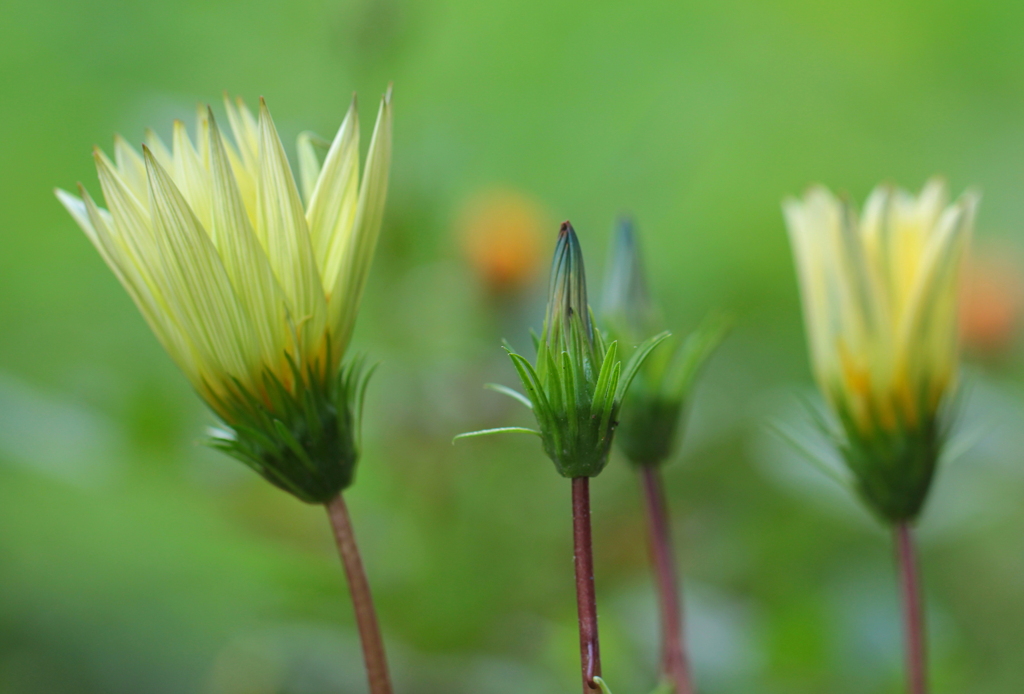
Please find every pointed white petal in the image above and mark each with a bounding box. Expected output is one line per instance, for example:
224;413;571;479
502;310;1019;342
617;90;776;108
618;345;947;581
144;129;174;171
171;119;212;230
328;87;392;354
206;107;292;370
296;131;327;205
144;147;261;387
224;94;259;175
195;104;211;166
57;186;202;384
306;96;359;288
93;147;167;292
255;98;327;352
113;135;148;201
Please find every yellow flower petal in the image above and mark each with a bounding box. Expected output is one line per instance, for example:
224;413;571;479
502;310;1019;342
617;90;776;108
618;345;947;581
171;119;212;230
256;98;327;353
206;107;292;374
328;87;393;353
144;146;260;387
785;178;975;435
306;95;360;289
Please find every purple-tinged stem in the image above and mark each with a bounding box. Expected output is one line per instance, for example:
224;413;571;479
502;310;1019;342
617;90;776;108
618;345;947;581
895;522;927;694
572;477;602;693
640;466;694;694
326;494;393;694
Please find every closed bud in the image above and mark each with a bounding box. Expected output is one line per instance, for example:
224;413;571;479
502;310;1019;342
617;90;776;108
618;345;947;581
785;178;977;522
457;221;669;479
602;218;728;467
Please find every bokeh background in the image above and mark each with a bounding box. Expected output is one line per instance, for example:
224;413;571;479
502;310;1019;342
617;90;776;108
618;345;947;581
4;0;1024;692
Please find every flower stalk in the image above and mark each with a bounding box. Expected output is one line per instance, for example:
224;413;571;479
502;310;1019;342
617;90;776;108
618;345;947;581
640;466;692;694
895;523;927;694
326;494;393;694
573;477;602;693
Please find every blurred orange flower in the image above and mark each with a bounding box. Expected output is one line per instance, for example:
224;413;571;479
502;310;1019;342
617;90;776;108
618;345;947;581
959;241;1024;357
457;188;546;294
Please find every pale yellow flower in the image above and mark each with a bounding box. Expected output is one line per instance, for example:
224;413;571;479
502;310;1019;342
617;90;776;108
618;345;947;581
784;179;977;437
56;89;392;418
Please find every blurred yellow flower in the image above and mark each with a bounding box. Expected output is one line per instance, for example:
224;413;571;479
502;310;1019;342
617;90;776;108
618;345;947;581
56;90;392;417
784;179;977;521
785;179;976;435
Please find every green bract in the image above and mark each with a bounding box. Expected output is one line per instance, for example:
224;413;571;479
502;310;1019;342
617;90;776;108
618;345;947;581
602;218;728;467
207;345;375;504
458;222;668;478
832;398;948;523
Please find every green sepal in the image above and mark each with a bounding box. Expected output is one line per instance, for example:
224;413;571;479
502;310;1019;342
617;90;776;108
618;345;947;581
452;427;542;443
835;402;946;523
484;382;533;409
205;347;376;504
614;315;729;467
615;330;671;404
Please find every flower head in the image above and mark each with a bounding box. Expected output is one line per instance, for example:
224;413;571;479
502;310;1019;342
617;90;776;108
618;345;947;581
56;88;393;502
458;222;668;478
784;178;977;521
601;218;728;466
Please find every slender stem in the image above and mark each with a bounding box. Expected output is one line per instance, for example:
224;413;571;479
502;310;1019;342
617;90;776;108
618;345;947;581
572;477;602;693
326;494;393;694
895;522;927;694
640;466;694;694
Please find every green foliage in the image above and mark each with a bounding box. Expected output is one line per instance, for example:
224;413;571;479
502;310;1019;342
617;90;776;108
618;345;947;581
206;344;376;503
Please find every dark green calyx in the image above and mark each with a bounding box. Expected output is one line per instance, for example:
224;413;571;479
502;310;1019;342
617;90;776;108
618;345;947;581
457;221;668;478
206;351;376;504
613;315;730;467
837;406;946;523
601;217;729;467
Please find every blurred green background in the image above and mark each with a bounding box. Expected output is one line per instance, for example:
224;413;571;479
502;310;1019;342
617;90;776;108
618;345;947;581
4;0;1024;692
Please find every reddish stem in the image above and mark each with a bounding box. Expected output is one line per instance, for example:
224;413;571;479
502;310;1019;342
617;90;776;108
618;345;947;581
640;466;694;694
895;522;927;694
326;494;393;694
572;477;602;692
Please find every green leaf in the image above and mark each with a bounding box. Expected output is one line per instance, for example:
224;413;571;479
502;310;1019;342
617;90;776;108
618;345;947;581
484;383;533;409
592;676;615;694
615;330;671;403
666;312;731;401
767;420;852;489
452;427;542;443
